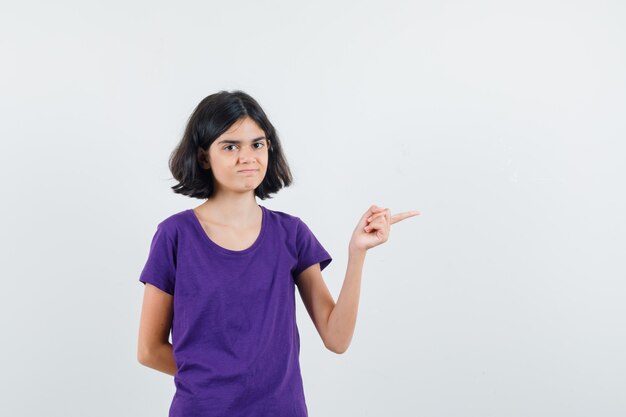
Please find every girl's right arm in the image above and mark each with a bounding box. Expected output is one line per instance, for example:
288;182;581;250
137;283;177;376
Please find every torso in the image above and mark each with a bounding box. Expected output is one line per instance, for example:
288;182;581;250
192;206;263;251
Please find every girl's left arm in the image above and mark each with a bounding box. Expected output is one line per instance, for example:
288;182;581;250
297;204;419;354
294;250;365;354
324;248;366;353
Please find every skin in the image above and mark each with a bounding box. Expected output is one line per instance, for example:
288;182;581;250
137;116;420;375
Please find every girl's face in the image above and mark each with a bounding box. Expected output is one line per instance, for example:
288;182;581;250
198;116;270;196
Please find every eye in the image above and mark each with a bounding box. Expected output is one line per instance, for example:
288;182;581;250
224;145;237;151
254;142;265;149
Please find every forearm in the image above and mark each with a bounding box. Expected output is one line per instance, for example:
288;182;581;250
139;342;177;376
326;248;366;353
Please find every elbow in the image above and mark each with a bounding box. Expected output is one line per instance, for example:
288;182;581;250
324;340;349;355
137;347;152;366
137;352;148;366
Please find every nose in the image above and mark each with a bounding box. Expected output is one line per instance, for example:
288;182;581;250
239;145;258;162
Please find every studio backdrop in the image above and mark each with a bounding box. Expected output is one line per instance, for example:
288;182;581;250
1;1;625;416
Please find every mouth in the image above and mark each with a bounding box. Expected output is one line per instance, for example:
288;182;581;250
238;169;258;173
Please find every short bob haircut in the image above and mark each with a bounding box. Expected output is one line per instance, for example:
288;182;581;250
169;90;293;200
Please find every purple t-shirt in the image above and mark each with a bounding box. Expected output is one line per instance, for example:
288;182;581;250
139;204;332;417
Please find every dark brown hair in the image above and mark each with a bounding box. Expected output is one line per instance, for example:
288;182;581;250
169;90;293;199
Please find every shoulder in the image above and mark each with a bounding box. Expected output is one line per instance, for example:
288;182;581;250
153;209;191;239
261;205;304;230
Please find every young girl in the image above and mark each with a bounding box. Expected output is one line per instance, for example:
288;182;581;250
137;90;419;417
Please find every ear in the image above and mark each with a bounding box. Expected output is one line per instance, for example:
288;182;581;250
197;146;210;170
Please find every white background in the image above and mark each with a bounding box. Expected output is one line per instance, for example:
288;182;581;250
2;1;625;416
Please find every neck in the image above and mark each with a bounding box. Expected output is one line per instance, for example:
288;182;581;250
198;192;260;226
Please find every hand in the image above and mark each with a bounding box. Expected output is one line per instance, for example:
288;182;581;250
349;204;420;253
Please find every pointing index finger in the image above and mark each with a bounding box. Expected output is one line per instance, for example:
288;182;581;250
390;210;420;225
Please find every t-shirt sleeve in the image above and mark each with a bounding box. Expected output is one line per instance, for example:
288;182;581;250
138;223;177;296
293;217;333;278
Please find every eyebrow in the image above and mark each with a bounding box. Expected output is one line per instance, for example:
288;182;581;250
217;136;266;145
